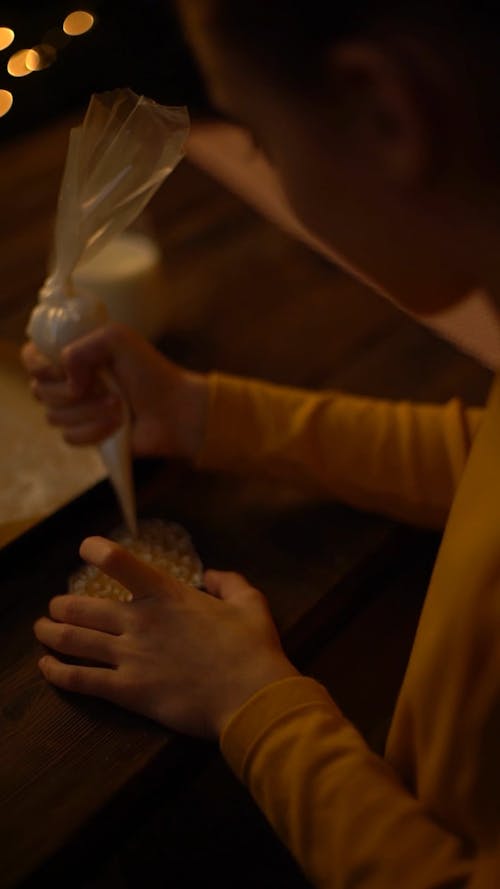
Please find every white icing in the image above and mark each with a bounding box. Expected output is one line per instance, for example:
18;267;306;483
27;289;108;361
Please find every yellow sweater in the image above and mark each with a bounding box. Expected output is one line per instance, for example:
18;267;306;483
197;373;499;888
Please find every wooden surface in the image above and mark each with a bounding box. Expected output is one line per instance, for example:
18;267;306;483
0;112;493;888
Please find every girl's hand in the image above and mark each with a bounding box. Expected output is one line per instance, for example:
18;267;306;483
33;537;298;738
21;323;209;462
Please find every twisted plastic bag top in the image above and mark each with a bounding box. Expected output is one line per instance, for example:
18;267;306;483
43;88;190;300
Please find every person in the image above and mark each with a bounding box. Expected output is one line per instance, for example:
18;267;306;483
22;2;500;886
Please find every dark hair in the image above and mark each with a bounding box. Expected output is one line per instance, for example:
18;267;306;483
178;2;499;87
176;1;500;168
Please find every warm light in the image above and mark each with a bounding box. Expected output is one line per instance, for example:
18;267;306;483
63;11;95;36
7;49;32;77
0;89;13;118
25;49;40;71
0;27;15;51
26;44;57;71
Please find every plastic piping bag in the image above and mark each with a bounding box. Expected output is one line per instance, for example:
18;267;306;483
28;88;190;535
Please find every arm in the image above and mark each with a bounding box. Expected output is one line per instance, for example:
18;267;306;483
22;325;484;531
32;543;497;888
197;373;484;530
221;677;478;889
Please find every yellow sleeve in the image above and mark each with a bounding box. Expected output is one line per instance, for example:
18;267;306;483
220;677;478;889
197;373;484;530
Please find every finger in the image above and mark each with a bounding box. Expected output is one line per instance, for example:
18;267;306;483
34;617;119;666
31;378;77;406
203;570;262;605
31;376;104;408
62;417;122;446
79;537;184;602
38;654;121;701
21;341;65;382
46;394;122;428
62;323;127;394
49;594;125;636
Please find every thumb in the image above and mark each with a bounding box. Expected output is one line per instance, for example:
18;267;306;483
203;570;263;606
79;536;184;602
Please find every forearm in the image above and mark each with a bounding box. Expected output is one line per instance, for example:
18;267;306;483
221;677;474;889
196;373;484;530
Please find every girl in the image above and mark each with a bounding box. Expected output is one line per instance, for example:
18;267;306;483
24;3;499;886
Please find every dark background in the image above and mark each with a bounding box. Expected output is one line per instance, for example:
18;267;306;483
0;1;210;142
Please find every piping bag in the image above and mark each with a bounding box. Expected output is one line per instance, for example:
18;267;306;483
27;89;190;536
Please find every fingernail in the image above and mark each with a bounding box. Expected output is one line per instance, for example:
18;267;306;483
80;536;114;566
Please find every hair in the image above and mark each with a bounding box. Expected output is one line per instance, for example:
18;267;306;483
178;2;499;83
176;1;500;168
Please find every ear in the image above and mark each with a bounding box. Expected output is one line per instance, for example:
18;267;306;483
328;41;430;186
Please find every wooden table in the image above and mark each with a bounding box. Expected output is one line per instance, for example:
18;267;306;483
0;113;492;889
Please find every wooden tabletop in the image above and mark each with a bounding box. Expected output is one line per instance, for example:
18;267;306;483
0;113;493;888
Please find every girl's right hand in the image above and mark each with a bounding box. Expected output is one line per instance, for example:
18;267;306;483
21;323;209;463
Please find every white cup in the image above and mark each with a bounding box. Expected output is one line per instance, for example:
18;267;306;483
74;230;170;341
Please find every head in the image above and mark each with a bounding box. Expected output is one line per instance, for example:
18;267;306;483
175;1;500;316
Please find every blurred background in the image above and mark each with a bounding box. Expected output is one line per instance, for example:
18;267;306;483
0;1;210;142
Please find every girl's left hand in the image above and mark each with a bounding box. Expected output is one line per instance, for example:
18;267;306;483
33;537;298;739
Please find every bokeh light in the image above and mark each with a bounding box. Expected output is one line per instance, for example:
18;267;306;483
0;90;13;117
63;11;95;36
25;49;40;71
0;27;15;51
7;50;32;78
26;45;57;71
